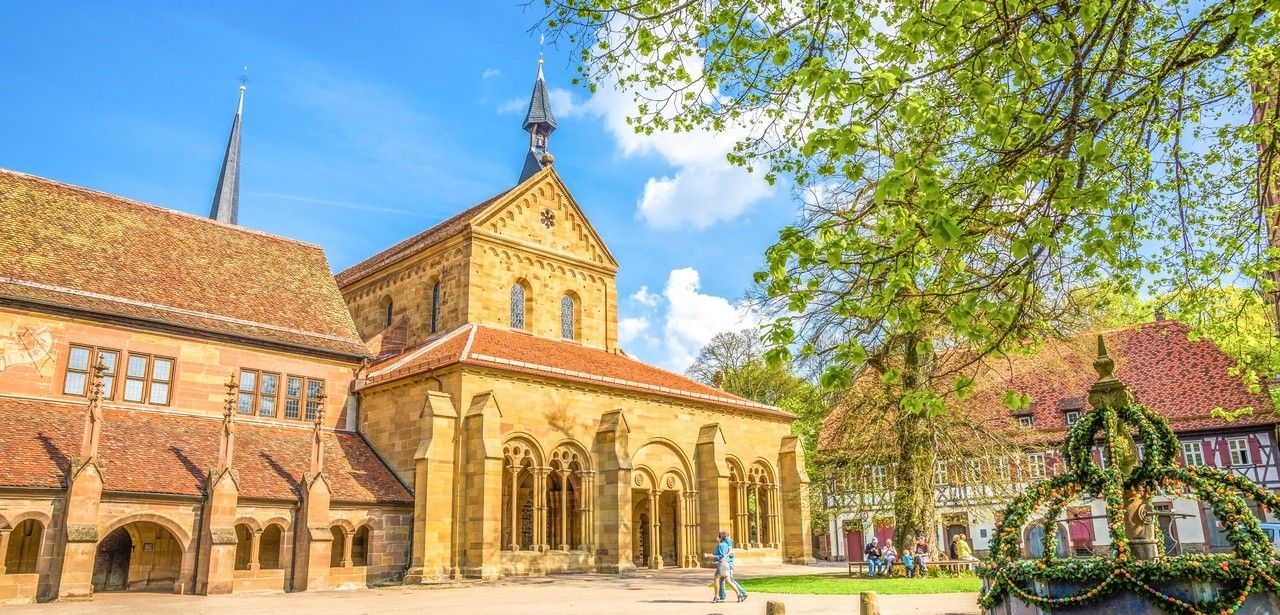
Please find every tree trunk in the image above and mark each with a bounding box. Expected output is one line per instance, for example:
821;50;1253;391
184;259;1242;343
892;334;939;552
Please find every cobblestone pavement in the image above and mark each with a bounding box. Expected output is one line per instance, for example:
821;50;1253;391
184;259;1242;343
7;565;981;615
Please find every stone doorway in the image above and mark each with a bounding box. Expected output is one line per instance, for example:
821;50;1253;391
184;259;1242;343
92;522;184;593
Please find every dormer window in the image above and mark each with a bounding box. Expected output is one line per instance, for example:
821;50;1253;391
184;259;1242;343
1064;411;1080;427
1016;415;1034;428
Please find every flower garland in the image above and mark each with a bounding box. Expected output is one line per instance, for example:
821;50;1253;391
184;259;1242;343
978;403;1280;615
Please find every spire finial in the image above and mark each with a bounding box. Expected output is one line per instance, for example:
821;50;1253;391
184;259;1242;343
538;34;545;79
1088;334;1133;409
237;66;248;115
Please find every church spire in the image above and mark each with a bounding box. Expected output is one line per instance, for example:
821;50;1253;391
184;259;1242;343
519;37;557;183
209;80;246;224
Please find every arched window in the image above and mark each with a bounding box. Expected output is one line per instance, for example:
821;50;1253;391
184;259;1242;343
560;295;576;340
502;439;539;551
510;283;528;330
546;446;590;550
351;526;369;566
329;526;346;568
233;524;253;570
430;282;441;334
4;519;43;574
259;524;283;569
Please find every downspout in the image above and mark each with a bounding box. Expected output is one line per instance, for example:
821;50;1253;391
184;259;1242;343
190;496;204;593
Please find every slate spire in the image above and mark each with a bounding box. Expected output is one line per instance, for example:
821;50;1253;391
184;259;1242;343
519;40;557;183
209;83;245;224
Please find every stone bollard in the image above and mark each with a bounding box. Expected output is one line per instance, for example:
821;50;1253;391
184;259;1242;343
766;600;786;615
860;591;880;615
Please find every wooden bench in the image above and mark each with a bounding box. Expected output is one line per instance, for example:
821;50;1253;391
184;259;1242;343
846;558;978;577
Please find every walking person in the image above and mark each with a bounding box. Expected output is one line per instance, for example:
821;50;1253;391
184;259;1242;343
711;530;747;603
863;537;882;578
913;536;930;578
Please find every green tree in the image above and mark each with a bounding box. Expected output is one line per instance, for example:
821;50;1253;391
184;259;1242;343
543;0;1278;548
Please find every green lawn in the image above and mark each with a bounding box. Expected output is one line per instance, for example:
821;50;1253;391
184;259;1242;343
737;574;981;595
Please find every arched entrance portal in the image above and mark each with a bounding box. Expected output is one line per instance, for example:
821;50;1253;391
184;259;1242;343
92;522;184;593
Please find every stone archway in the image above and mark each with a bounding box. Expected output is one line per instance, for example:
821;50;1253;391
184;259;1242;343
91;521;184;593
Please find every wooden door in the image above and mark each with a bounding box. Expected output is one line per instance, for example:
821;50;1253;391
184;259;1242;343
845;530;864;561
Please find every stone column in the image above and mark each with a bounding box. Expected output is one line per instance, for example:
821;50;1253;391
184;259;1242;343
249;529;262;571
406;391;458;584
648;489;663;569
683;490;701;567
197;468;240;594
779;435;815;563
695;424;731;562
0;528;10;575
557;470;570;550
773;483;784;548
460;392;505;579
533;467;549;552
342;531;354;567
58;459;103;600
507;465;521;550
579;470;597;551
592;410;634;573
734;481;750;549
750;483;762;548
292;473;334;591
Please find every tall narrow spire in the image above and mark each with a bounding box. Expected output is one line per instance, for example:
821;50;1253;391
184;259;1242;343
209;80;246;224
519;37;557;183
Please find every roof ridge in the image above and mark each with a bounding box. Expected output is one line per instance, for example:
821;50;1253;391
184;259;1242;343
0;168;324;250
464;325;773;411
335;188;512;287
0;276;362;345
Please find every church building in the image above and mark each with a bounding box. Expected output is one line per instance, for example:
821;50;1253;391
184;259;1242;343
0;62;811;603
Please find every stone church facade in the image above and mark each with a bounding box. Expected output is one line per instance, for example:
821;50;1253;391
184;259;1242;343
0;66;810;603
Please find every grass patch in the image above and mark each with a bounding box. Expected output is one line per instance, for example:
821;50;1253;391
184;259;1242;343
737;574;981;595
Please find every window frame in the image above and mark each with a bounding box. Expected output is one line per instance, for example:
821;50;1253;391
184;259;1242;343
120;352;174;406
61;344;121;400
510;283;528;330
1181;441;1206;466
1027;453;1046;479
1016;415;1034;428
1064;410;1080;426
238;369;282;417
1228;437;1252;466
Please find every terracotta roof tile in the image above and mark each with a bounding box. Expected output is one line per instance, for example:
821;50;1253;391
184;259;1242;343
0;169;366;358
335;190;510;288
819;320;1277;451
0;398;412;504
364;325;792;419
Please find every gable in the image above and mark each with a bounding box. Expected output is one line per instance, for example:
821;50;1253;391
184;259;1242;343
470;168;618;271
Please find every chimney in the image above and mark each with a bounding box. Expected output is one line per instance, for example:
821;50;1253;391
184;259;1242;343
1154;309;1165;322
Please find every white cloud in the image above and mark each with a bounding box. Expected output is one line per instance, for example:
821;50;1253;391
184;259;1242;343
618;316;650;345
660;267;759;370
482;68;501;79
571;50;776;229
630;286;660;307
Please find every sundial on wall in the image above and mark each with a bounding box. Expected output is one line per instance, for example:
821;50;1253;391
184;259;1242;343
0;323;53;373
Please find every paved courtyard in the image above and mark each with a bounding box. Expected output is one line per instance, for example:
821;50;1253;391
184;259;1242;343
6;565;981;615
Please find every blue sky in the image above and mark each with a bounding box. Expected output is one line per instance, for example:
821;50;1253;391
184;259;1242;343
0;2;800;370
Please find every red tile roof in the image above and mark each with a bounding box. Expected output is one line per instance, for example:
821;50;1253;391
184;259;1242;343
334;190;510;288
364;325;793;419
0;397;412;504
819;320;1277;452
0;169;366;358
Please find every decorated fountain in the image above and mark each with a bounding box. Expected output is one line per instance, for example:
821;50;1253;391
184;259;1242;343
980;337;1280;614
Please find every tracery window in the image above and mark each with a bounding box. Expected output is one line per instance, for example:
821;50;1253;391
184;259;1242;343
745;462;778;549
546;446;590;550
510;283;528;330
502;440;538;550
560;295;575;339
430;282;441;334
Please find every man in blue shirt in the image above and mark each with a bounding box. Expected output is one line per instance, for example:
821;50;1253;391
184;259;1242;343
712;530;748;603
